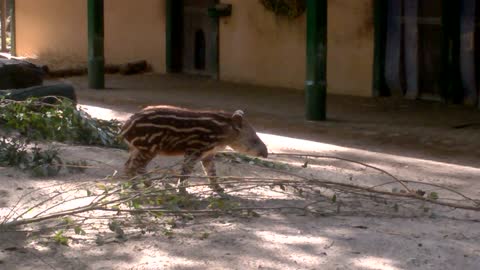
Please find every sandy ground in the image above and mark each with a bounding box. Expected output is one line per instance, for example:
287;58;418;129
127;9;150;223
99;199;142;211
0;109;479;270
1;75;480;269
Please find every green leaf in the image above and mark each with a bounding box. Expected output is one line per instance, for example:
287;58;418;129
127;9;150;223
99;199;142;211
96;183;108;191
428;192;439;200
53;230;69;246
132;199;142;209
74;226;86;236
199;232;210;240
62;217;74;225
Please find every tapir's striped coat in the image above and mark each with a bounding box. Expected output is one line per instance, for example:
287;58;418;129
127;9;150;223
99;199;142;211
120;105;268;192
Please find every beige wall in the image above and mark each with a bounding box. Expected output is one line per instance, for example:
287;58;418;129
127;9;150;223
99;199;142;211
219;0;306;89
15;0;374;96
327;0;375;96
16;0;87;68
15;0;167;72
104;0;166;72
218;0;374;95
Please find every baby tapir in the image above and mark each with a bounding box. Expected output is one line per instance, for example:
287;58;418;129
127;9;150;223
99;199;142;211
120;105;268;192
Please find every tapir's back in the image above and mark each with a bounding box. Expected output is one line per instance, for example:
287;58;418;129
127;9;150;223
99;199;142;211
120;106;234;155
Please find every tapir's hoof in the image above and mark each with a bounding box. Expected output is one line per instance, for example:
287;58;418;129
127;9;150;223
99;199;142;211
177;185;188;195
211;184;225;194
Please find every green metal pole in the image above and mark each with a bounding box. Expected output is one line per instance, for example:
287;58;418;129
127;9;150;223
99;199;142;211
88;0;104;89
305;0;327;121
8;0;15;55
373;0;387;97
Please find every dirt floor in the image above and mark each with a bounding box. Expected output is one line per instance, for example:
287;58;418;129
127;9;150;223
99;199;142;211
65;74;480;167
1;74;480;270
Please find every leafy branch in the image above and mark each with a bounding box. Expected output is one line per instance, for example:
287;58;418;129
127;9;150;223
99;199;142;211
0;96;125;148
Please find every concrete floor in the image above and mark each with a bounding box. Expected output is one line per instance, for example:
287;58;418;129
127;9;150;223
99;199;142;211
58;73;480;168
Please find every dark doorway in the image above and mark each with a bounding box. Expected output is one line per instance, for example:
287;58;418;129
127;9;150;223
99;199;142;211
383;0;473;104
194;29;206;70
476;2;480;106
167;0;183;73
167;0;218;77
417;0;444;100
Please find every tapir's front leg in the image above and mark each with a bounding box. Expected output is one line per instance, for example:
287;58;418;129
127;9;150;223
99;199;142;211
201;155;224;193
177;151;202;193
125;148;156;176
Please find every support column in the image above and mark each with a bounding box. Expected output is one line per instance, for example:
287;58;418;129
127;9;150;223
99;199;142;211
8;0;15;55
88;0;104;89
305;0;327;121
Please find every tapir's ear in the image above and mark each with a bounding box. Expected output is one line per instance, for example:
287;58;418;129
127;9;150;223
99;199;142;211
231;110;244;130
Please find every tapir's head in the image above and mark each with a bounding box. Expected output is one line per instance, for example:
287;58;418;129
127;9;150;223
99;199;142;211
227;110;268;158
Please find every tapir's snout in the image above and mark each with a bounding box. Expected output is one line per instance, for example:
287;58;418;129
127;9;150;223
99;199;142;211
256;142;268;158
259;147;268;158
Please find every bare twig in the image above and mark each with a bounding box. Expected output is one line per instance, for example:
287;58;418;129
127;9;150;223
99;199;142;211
267;152;413;193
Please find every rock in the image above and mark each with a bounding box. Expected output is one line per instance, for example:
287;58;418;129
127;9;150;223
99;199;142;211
0;83;77;103
0;58;46;89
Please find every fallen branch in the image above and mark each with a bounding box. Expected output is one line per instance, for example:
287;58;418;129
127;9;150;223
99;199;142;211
1;151;479;241
267;152;414;193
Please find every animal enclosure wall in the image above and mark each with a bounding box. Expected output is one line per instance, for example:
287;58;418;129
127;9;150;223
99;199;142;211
327;0;375;96
218;0;374;95
14;0;376;97
15;0;167;72
218;0;307;90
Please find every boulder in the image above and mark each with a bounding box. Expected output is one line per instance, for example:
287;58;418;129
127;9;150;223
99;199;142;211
0;83;77;103
0;58;46;89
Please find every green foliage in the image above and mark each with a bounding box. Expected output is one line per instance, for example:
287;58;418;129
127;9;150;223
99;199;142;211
0;136;90;177
199;232;210;240
108;220;126;239
74;226;86;236
53;230;69;246
0;97;125;148
428;192;439;201
29;145;63;177
259;0;306;18
208;197;240;210
220;152;288;170
0;137;29;168
0;137;63;177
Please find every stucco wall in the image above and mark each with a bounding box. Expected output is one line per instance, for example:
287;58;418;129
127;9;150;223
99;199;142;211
218;0;306;89
218;0;374;95
15;0;87;68
14;0;374;96
327;0;375;96
104;0;166;72
15;0;166;72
